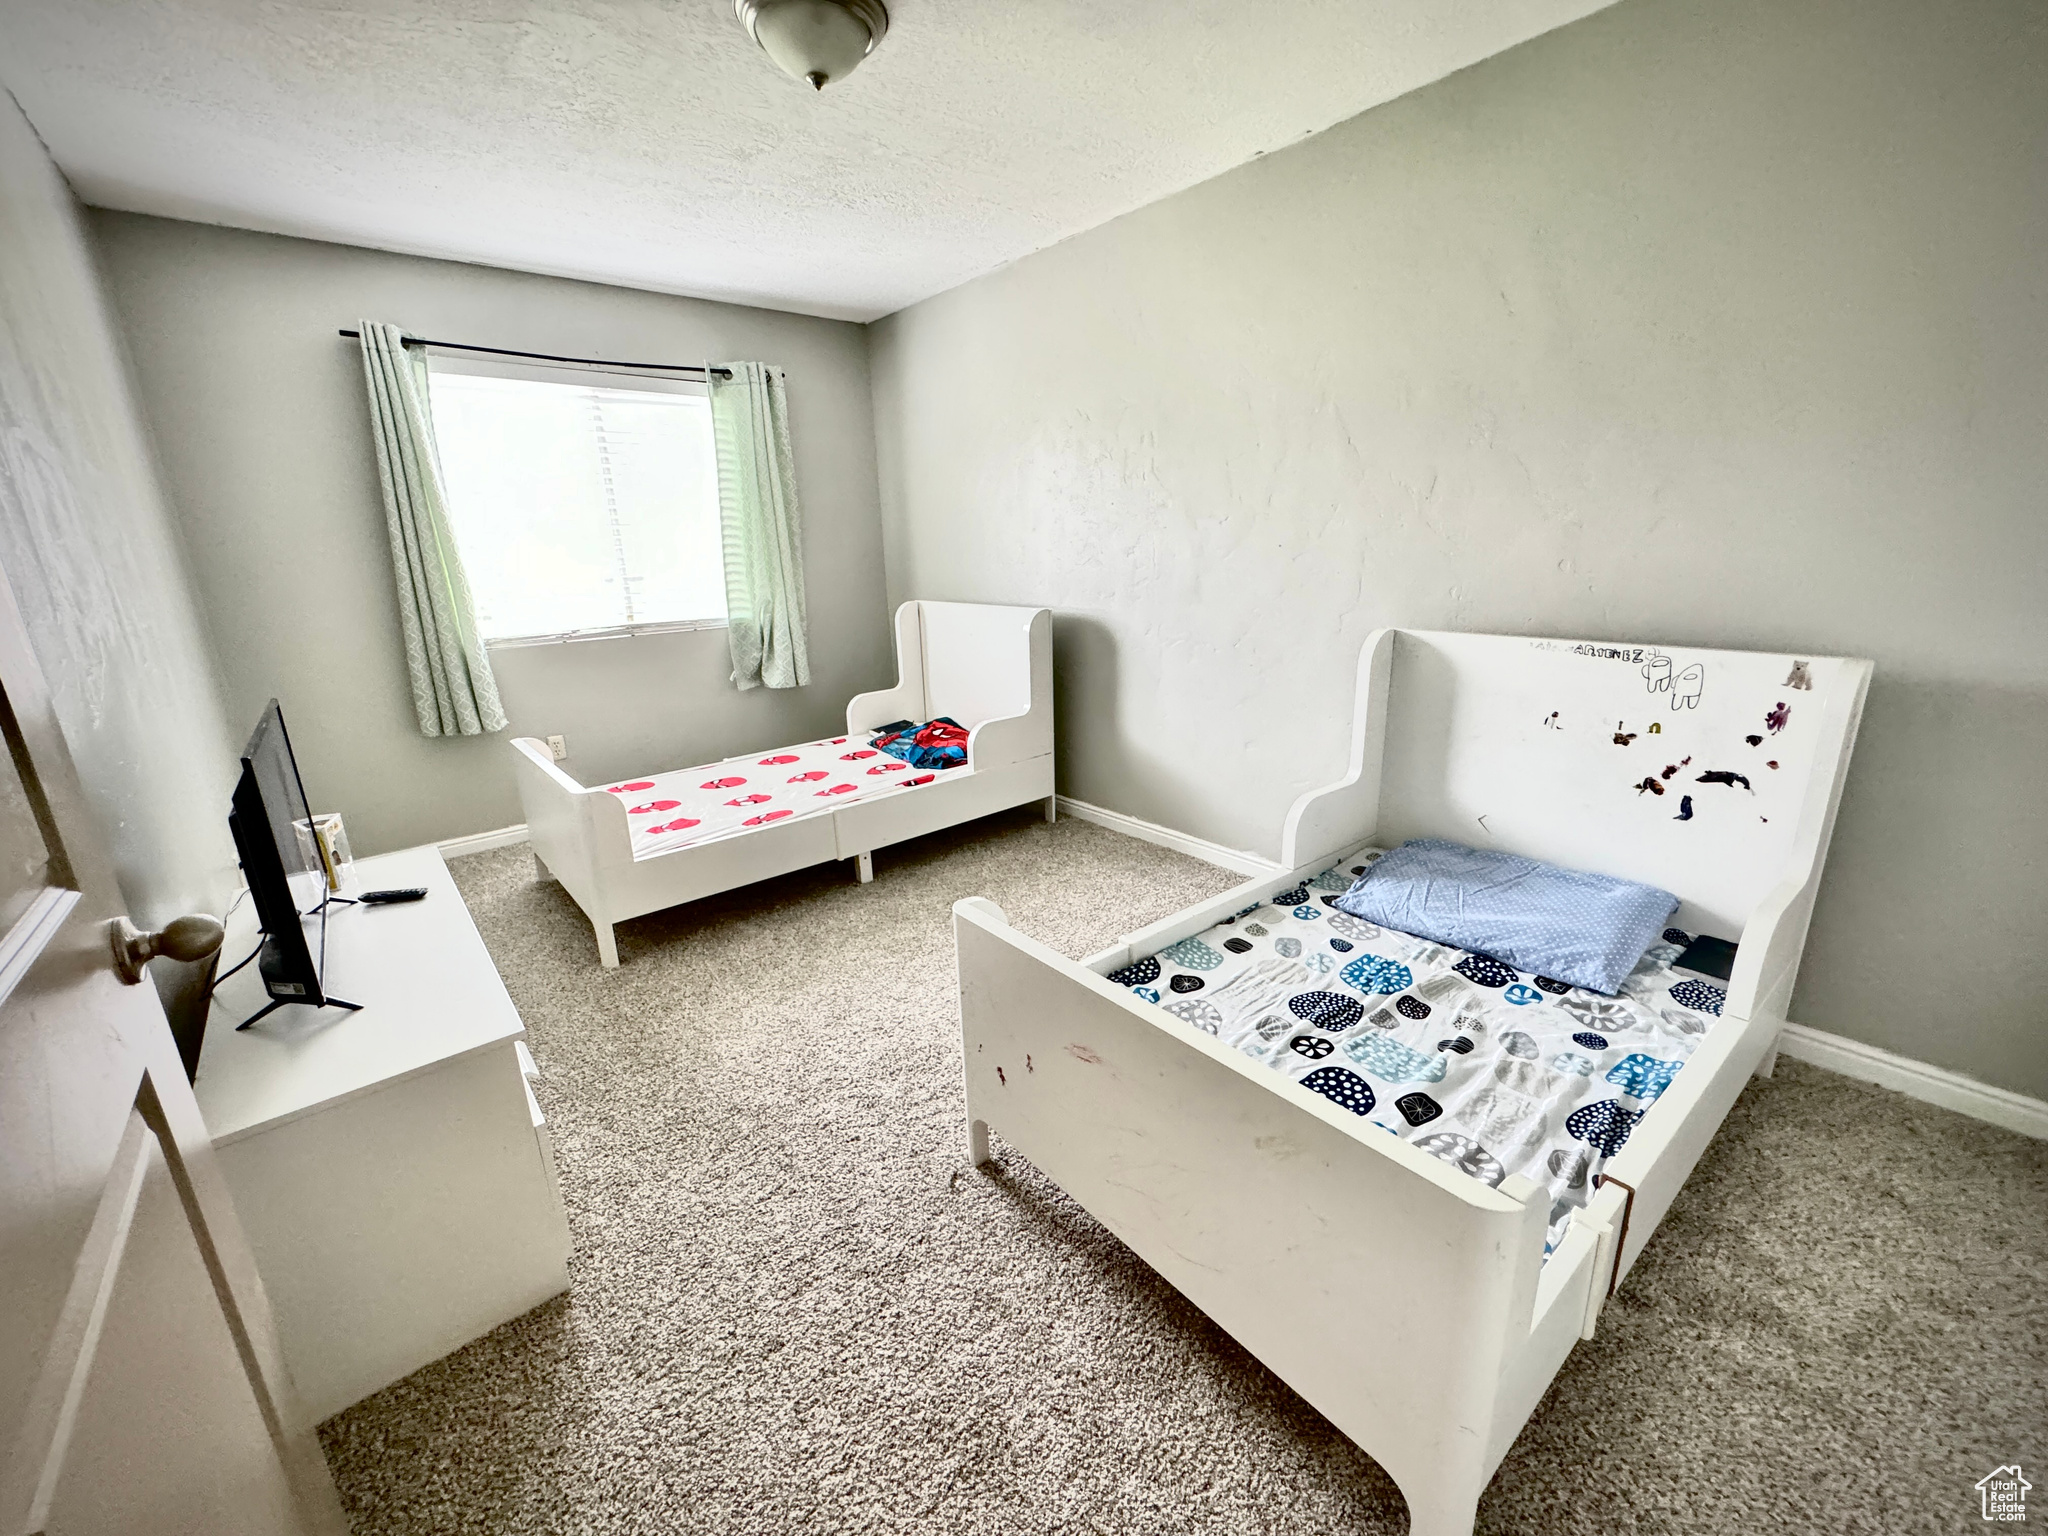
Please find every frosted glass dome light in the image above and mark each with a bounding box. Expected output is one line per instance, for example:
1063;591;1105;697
734;0;890;91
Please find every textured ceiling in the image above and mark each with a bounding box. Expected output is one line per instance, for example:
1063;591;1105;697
0;0;1616;321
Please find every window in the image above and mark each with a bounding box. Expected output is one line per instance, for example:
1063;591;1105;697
426;357;726;643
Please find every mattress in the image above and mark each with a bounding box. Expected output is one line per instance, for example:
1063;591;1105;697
1107;851;1730;1254
602;733;955;859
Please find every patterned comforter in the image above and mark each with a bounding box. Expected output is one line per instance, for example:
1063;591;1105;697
601;733;956;860
1107;852;1730;1254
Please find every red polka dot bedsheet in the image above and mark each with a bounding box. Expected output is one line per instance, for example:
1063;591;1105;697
1103;851;1729;1257
601;733;949;859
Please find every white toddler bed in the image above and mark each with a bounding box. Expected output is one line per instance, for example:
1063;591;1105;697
952;628;1869;1535
514;601;1053;966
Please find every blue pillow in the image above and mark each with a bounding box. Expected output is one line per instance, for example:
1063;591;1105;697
1331;839;1678;996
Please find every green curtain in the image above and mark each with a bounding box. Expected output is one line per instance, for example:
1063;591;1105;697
708;361;810;691
356;322;506;736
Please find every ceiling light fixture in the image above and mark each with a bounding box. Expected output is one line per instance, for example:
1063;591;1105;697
733;0;889;91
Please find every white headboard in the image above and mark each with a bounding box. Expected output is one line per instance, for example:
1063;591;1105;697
916;601;1041;728
1285;629;1871;939
845;601;1052;765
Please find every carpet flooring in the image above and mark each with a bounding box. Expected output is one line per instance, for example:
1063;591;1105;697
320;809;2045;1535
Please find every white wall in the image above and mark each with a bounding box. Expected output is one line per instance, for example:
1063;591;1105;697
870;0;2048;1098
0;93;238;924
92;214;891;856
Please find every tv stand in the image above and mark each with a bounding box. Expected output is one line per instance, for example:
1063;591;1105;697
198;844;570;1424
233;992;361;1032
228;884;366;1028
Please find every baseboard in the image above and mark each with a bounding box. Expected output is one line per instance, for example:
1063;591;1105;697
1055;796;1282;878
1777;1022;2047;1140
438;823;531;858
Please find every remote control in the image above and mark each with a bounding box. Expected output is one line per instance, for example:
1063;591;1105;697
360;887;428;904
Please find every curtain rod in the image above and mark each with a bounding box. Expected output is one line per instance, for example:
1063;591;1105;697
336;329;731;378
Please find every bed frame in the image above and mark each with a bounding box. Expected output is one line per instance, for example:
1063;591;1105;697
514;601;1053;966
953;628;1869;1535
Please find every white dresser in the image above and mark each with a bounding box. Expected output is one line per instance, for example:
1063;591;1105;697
197;844;571;1426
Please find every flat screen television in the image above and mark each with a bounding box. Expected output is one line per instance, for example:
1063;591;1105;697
228;700;359;1030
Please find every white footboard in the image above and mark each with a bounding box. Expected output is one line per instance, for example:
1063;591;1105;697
510;736;634;963
955;897;1552;1536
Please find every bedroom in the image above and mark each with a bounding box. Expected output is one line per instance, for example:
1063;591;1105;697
0;0;2040;1532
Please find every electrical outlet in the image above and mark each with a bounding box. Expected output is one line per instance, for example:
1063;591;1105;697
546;734;568;761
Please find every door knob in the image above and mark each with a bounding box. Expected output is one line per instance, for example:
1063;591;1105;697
111;914;226;985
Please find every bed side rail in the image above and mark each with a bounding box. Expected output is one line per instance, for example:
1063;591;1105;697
955;896;1547;1502
1581;1004;1778;1315
1488;993;1780;1468
1500;996;1781;1420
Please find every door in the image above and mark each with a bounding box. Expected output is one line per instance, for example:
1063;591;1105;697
0;559;347;1535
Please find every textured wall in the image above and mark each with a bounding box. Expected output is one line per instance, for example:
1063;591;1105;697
93;214;890;856
871;0;2048;1097
0;93;238;923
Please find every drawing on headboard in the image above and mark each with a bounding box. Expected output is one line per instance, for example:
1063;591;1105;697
1377;630;1858;940
1765;701;1791;734
1785;660;1813;690
1643;653;1706;710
